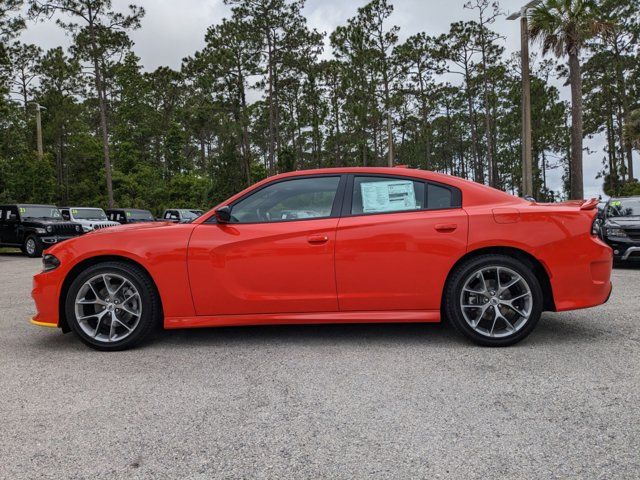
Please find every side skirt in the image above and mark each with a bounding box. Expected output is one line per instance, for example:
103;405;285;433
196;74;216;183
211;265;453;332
164;310;441;329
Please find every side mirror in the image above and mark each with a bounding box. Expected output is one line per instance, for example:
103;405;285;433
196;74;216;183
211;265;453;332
215;206;232;223
8;213;18;221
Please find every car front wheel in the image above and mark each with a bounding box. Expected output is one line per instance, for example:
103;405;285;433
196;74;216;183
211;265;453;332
23;235;43;257
444;254;543;347
65;261;160;351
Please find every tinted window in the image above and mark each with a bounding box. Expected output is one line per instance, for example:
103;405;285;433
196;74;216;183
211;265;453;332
427;184;453;209
126;210;154;220
20;206;61;219
351;176;424;215
231;176;341;223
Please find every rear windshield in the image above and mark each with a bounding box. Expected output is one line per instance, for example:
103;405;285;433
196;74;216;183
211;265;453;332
20;206;61;220
608;198;640;218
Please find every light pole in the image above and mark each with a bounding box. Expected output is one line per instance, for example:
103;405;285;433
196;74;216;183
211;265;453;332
33;103;46;161
507;0;541;198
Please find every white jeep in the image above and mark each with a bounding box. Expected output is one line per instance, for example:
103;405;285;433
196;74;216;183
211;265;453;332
60;207;121;232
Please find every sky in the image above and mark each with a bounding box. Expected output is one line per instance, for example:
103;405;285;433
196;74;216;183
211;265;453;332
19;0;639;199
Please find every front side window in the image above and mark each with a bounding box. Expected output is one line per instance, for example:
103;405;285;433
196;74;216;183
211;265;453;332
230;176;341;223
351;176;425;215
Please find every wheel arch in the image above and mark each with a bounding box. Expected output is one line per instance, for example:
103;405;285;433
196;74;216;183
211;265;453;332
58;255;164;333
442;246;556;315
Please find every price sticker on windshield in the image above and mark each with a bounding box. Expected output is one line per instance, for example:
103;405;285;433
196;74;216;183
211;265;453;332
126;211;131;217
72;209;78;214
19;207;26;213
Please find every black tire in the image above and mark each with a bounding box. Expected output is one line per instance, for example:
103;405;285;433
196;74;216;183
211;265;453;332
23;235;43;257
65;261;161;351
444;254;543;347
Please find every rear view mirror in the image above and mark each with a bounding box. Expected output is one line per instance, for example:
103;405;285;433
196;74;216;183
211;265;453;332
215;206;232;223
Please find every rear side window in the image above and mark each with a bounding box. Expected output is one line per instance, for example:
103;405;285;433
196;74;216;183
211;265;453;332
428;183;453;209
351;176;425;215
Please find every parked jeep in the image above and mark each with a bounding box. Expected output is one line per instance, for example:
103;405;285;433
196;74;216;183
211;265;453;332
60;207;120;232
0;204;83;257
595;196;640;262
106;208;155;224
160;208;204;223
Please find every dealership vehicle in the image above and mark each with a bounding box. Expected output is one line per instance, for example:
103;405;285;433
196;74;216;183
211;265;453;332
105;208;155;224
0;204;83;257
60;207;120;232
161;209;204;223
31;168;612;350
595;196;640;262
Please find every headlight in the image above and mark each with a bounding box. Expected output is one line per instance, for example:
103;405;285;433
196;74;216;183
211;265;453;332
606;227;628;238
35;228;46;234
75;225;81;232
82;225;92;232
42;254;60;272
46;225;53;233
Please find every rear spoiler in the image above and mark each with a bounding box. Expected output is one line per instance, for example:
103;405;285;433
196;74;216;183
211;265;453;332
579;198;599;210
533;198;599;210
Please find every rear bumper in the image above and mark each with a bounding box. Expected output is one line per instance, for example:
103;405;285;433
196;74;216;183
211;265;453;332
549;237;614;312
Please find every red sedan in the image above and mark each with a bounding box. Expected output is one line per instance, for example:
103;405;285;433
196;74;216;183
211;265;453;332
31;168;612;350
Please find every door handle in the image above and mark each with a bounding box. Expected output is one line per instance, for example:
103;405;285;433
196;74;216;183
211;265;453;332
435;223;457;233
307;234;329;244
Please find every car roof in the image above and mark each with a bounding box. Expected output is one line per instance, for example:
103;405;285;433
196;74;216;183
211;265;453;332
14;204;57;207
60;206;104;209
192;167;525;224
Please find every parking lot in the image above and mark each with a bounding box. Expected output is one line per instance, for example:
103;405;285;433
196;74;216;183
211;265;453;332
0;253;638;479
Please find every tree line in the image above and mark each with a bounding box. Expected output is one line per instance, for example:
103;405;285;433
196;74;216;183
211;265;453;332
1;0;639;214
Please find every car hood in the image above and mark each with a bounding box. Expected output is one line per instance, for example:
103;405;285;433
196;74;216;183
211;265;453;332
21;219;79;228
74;219;120;227
605;217;640;228
88;221;174;235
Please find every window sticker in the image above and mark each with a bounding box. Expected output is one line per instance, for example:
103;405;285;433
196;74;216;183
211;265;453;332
71;209;78;214
361;180;416;213
611;200;621;207
126;211;131;217
19;207;26;213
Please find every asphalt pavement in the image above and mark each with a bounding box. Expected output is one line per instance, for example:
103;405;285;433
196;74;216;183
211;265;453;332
0;253;638;479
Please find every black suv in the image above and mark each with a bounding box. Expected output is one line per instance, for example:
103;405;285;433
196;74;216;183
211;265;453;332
595;196;640;263
106;208;156;224
0;204;83;257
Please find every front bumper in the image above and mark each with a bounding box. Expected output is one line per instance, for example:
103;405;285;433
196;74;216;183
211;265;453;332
31;269;62;327
603;237;640;261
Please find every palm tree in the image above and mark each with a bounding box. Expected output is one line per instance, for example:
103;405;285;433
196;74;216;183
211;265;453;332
528;0;608;200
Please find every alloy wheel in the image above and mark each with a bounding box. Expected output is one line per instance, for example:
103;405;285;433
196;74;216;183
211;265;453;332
459;266;533;338
74;273;142;343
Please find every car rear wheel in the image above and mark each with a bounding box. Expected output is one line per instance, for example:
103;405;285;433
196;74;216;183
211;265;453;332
23;235;43;257
444;254;543;347
65;261;160;351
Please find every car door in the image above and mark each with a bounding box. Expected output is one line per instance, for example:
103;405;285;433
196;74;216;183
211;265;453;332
2;206;21;245
335;175;468;312
188;175;345;316
0;207;7;244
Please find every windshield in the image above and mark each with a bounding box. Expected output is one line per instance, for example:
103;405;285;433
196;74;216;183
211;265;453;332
127;210;154;220
72;208;107;220
20;206;61;220
607;198;640;218
178;210;202;220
